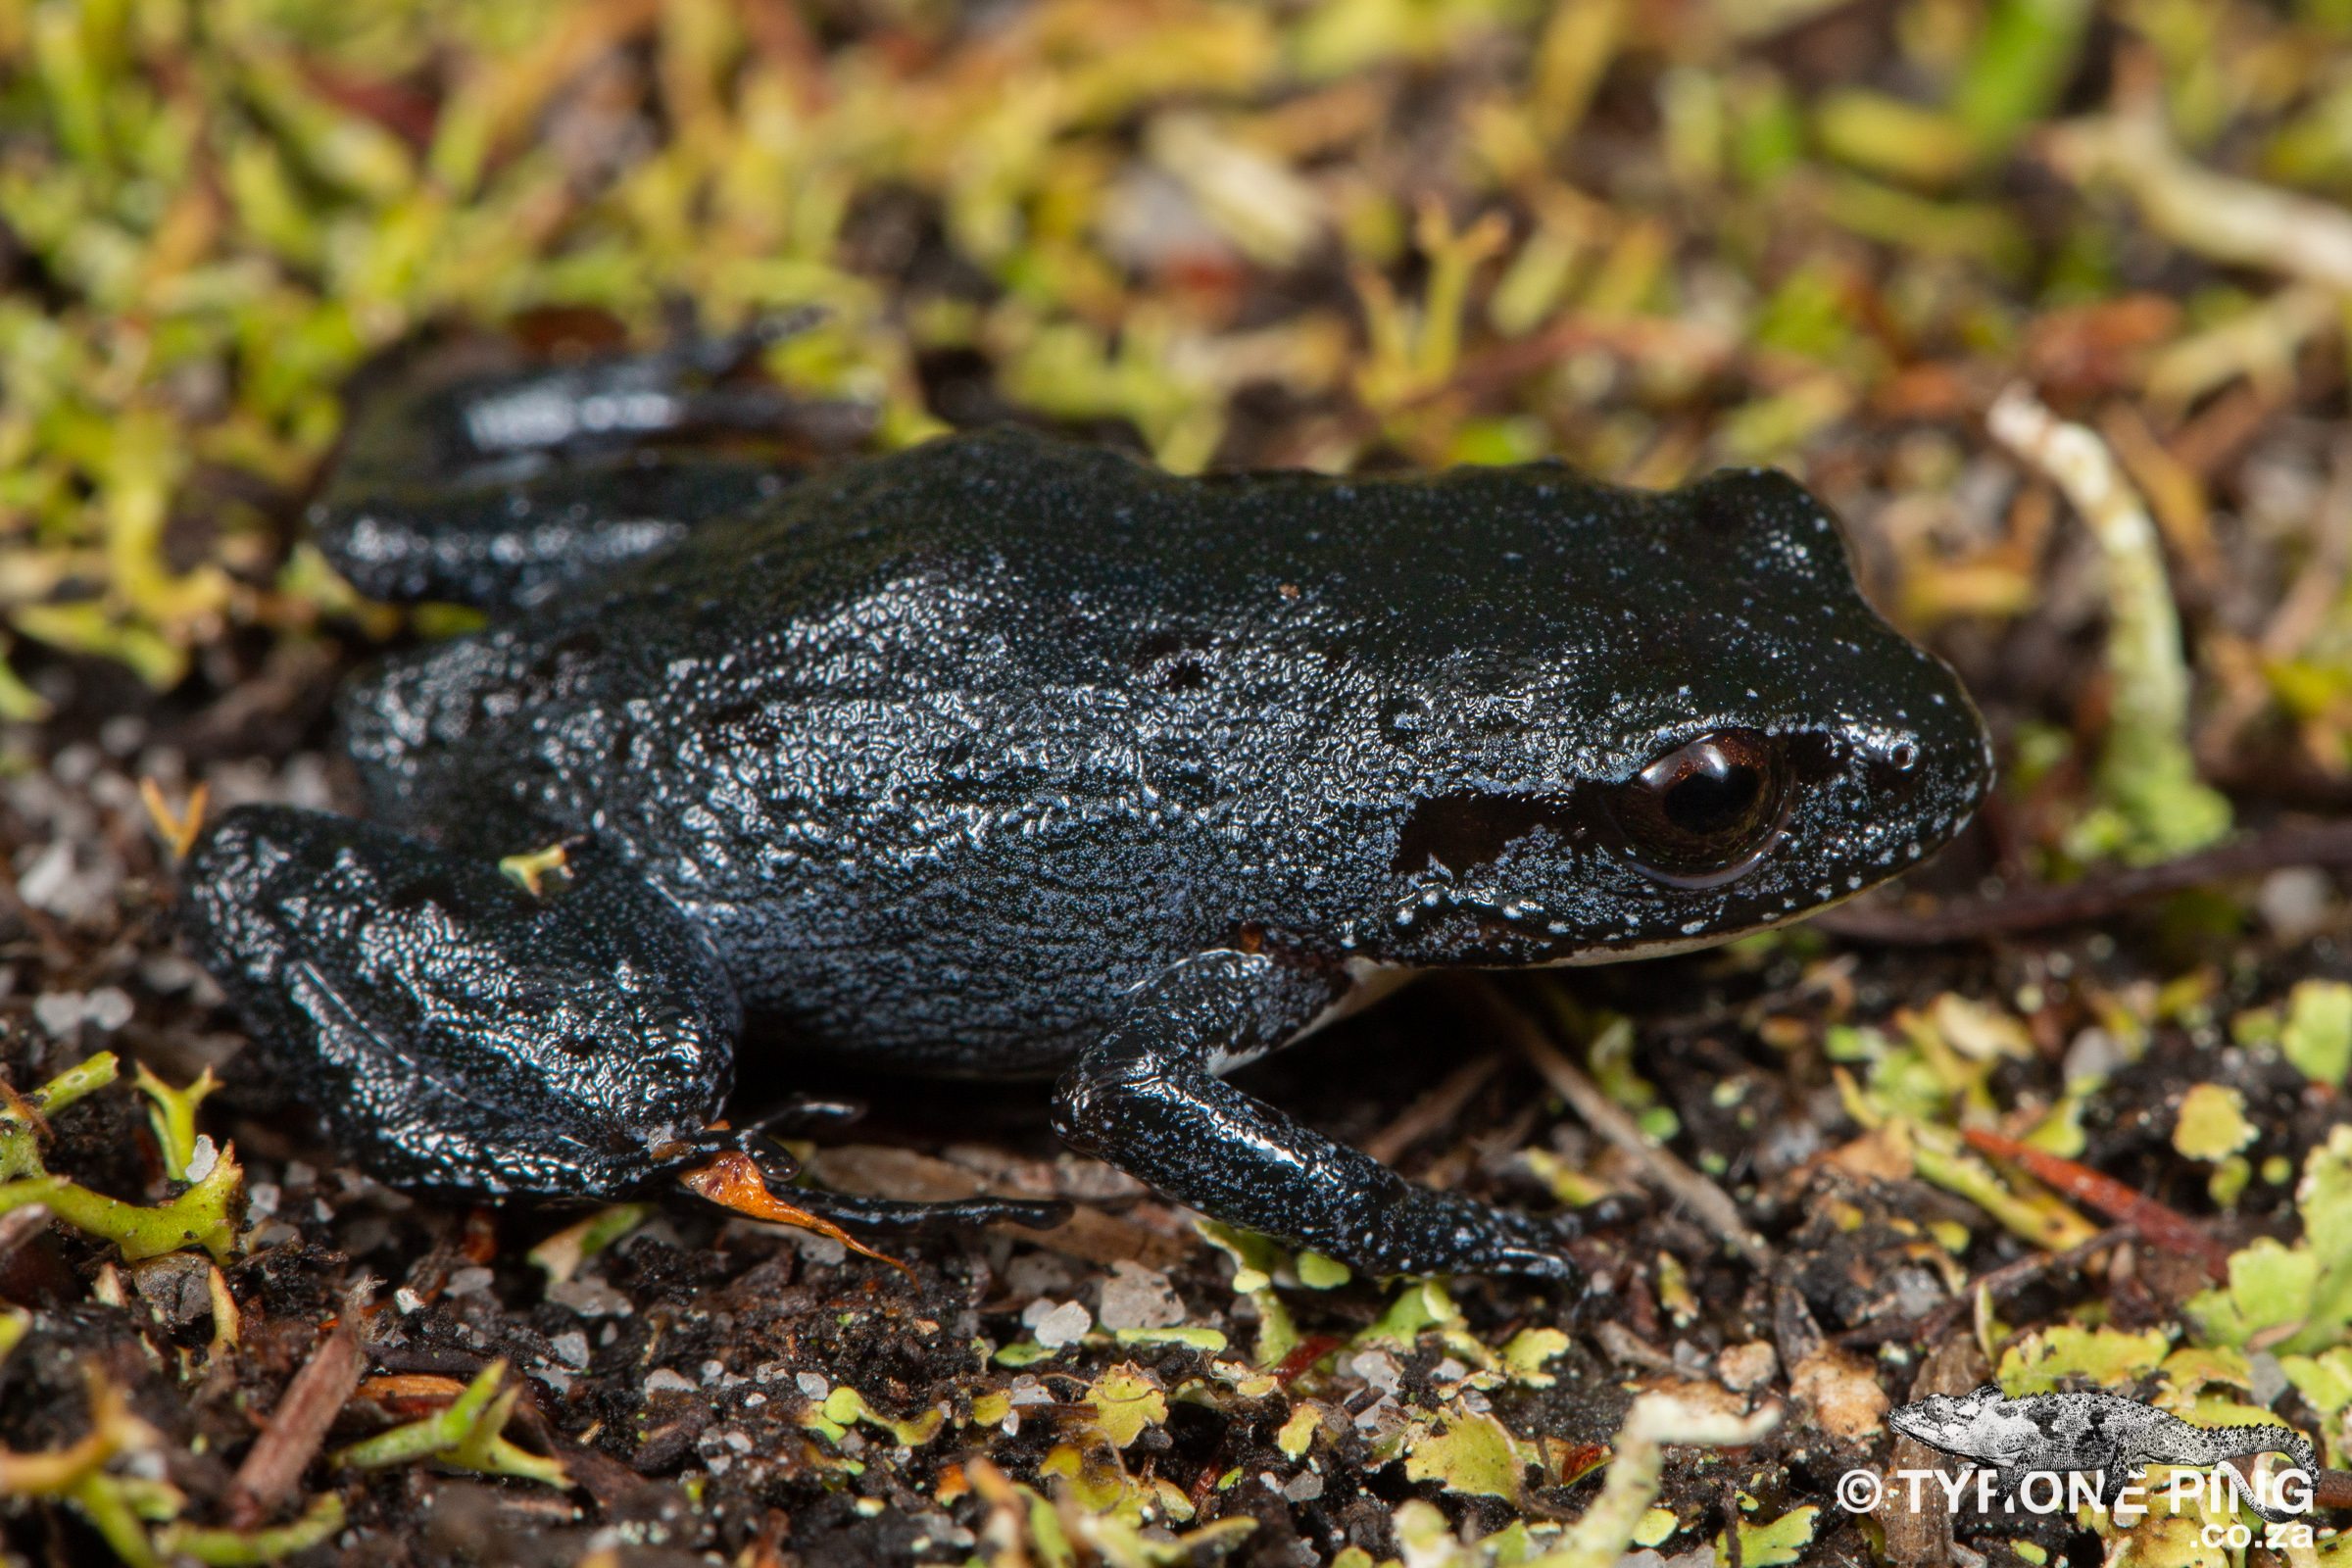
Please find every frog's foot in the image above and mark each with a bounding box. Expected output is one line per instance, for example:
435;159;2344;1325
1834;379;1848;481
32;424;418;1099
748;1094;869;1136
675;1150;912;1276
725;1128;1072;1233
311;314;866;611
1053;952;1623;1283
181;805;741;1198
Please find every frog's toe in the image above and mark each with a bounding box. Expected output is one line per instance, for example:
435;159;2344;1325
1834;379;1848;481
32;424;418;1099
1454;1203;1592;1283
781;1186;1075;1234
727;1130;1073;1232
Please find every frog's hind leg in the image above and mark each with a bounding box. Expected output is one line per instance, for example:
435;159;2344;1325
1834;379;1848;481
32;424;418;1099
312;318;861;611
1052;952;1632;1282
180;804;743;1197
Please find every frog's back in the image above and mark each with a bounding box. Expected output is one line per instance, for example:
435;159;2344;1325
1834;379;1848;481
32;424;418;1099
344;427;1931;1073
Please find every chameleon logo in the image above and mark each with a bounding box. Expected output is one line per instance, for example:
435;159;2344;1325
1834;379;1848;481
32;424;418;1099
1886;1385;2316;1525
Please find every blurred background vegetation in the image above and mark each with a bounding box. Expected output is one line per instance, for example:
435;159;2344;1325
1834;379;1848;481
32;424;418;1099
10;0;2352;876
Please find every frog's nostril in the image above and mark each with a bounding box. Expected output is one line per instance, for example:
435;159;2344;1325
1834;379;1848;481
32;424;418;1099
1865;741;1927;797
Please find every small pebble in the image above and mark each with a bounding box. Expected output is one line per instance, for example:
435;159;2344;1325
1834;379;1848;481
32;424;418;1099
797;1371;829;1398
138;953;206;994
1715;1341;1778;1393
2063;1027;2126;1085
183;1136;219;1184
32;990;87;1037
82;987;133;1032
2249;1350;2288;1407
552;1331;590;1369
1349;1349;1401;1395
98;715;147;757
445;1267;494;1298
643;1368;696;1395
1004;1252;1076;1298
1030;1299;1093;1348
1097;1260;1184;1331
547;1276;634;1318
18;843;121;924
2259;867;2334;946
51;743;101;787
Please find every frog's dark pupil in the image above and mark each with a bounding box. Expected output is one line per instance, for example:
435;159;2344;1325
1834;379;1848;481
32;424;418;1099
1660;751;1761;836
1606;729;1790;885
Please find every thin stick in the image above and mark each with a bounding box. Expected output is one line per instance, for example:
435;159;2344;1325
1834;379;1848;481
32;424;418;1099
1842;1224;2134;1348
1481;983;1776;1270
1359;1054;1502;1166
2044;106;2352;292
1811;820;2352;944
1963;1128;2233;1280
227;1319;366;1528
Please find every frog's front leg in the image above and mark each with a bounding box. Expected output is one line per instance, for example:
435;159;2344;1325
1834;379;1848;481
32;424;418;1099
1053;953;1627;1281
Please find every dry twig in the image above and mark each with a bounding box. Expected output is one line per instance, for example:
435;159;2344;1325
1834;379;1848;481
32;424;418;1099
1811;819;2352;942
227;1318;366;1528
1479;983;1775;1269
1359;1054;1502;1166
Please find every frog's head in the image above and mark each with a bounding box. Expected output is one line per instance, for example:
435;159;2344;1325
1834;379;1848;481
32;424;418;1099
1312;464;1990;965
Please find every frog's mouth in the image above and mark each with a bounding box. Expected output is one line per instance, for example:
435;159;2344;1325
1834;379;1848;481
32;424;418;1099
1376;878;1847;966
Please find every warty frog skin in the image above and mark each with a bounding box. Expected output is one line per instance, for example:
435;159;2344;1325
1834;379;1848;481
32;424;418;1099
181;349;1992;1281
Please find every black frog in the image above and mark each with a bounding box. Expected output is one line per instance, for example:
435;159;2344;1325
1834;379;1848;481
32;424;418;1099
179;346;1991;1280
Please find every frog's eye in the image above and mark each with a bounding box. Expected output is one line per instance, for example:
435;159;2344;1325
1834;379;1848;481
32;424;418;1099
1604;729;1790;888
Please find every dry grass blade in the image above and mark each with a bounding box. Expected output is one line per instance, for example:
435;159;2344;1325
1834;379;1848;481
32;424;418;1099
1960;1127;2232;1281
2045;104;2352;291
1480;982;1774;1269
